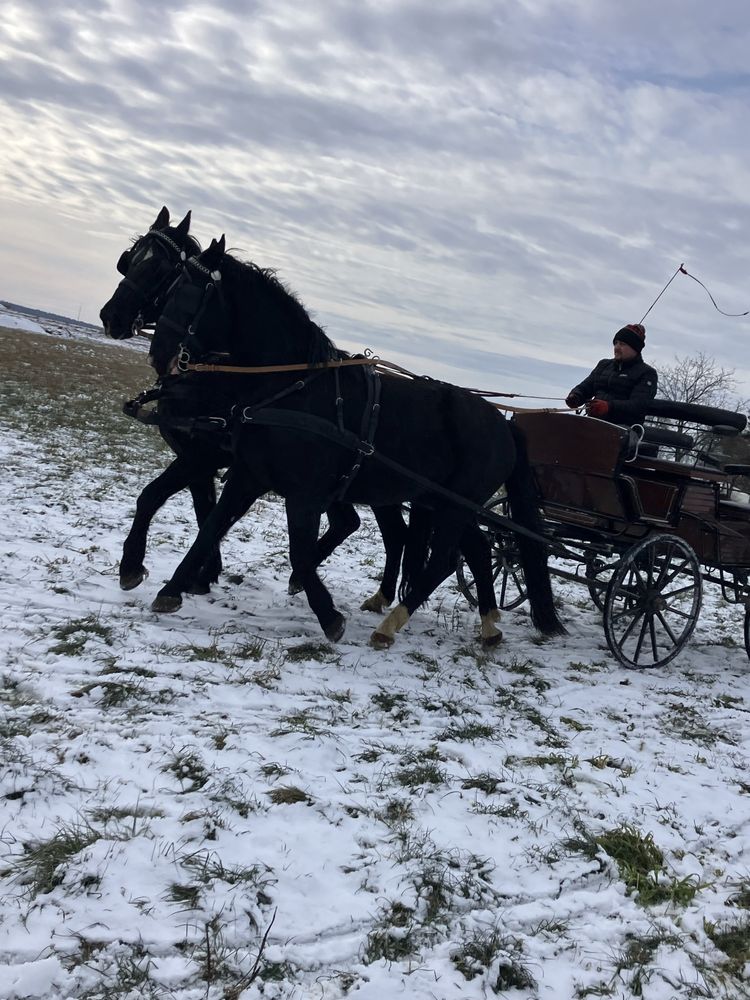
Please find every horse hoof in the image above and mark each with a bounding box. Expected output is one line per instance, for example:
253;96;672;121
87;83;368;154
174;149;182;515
120;568;147;591
288;575;304;596
369;630;394;650
360;592;388;614
151;593;183;613
324;613;346;643
480;631;503;648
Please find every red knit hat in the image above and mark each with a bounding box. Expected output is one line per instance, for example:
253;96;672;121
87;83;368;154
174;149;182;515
613;323;646;352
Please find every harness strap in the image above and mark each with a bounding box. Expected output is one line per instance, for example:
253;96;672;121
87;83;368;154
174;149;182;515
236;405;568;551
187;356;381;374
326;368;382;505
122;387;164;424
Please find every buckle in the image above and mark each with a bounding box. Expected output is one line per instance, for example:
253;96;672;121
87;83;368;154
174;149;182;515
177;348;190;372
358;441;375;456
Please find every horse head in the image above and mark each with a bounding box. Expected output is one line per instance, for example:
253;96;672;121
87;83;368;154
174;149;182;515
99;207;200;340
148;235;229;377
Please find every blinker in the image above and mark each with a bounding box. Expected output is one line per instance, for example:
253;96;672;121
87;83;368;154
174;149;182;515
116;250;132;276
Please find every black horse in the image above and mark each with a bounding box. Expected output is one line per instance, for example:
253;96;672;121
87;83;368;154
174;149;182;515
146;236;564;648
100;207;226;593
100;209;408;612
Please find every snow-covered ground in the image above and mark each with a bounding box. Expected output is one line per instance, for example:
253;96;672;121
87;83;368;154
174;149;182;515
0;309;46;335
1;327;750;1000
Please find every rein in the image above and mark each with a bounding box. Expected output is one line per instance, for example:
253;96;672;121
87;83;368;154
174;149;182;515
178;352;568;411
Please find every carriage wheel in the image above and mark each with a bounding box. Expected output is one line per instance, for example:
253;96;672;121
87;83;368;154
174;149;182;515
456;497;528;611
603;534;702;669
584;556;617;612
743;606;750;662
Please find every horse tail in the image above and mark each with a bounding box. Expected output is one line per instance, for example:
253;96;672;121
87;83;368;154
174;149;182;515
505;421;566;636
397;506;433;604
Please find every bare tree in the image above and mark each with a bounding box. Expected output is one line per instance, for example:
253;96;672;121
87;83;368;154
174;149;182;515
650;353;749;466
658;352;746;410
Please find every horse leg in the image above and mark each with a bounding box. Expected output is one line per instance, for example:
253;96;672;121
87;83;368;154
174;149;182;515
459;522;502;646
187;474;223;594
361;505;407;613
152;470;262;613
288;502;360;595
285;498;346;642
370;511;464;649
120;457;201;590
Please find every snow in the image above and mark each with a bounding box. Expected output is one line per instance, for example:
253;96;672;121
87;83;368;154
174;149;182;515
1;331;750;999
0;310;46;335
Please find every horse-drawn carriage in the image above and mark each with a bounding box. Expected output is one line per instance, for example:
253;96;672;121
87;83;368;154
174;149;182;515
458;402;750;669
101;209;750;665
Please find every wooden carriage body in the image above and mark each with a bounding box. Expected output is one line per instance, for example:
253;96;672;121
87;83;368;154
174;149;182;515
513;411;750;570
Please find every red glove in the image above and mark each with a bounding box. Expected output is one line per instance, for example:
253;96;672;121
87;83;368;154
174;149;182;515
586;399;609;418
565;392;583;409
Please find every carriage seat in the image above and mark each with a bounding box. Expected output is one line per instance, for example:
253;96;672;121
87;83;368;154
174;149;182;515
620;425;695;462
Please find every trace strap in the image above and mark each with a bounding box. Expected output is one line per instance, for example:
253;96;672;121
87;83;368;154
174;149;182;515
237;404;575;556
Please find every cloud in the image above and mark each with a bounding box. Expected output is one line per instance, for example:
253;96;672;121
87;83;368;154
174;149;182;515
1;0;750;398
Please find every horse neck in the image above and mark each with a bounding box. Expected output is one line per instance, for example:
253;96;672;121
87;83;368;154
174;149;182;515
222;265;334;367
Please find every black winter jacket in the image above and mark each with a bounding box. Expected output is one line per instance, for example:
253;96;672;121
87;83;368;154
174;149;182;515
570;356;658;425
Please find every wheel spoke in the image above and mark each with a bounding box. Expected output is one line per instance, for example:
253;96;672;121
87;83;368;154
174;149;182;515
662;582;698;600
648;613;659;660
655;608;679;644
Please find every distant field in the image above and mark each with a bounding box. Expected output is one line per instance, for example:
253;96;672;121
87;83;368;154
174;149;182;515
0;325;169;474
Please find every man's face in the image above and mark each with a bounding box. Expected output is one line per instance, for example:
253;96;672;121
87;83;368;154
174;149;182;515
613;339;638;362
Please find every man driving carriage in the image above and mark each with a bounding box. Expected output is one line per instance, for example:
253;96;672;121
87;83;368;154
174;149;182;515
565;323;658;426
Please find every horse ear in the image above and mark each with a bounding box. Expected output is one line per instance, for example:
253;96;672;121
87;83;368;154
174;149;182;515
175;210;192;237
153;206;170;229
204;235;225;264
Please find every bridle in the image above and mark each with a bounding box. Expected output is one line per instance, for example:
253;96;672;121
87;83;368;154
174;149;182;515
116;228;201;337
153;255;230;371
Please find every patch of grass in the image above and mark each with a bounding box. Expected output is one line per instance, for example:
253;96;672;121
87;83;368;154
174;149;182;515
394;745;448;789
11;821;101;897
167;882;202;908
371;688;410;719
162;748;210;792
378;798;415;827
705;918;750;969
453;927;507;981
363;902;416;964
727;882;750;909
259;762;291;779
493;957;537;993
50;614;113;655
285;641;336;663
270;709;332;738
405;651;439;671
561;715;592;732
266;785;313;806
472;798;528;820
613;930;681;996
180;850;275;902
664;701;735;748
566;824;701;907
232;636;271;661
70;679;145;708
462;772;502;795
438;721;496;742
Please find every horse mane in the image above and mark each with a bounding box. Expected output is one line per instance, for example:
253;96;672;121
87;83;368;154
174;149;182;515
220;252;342;364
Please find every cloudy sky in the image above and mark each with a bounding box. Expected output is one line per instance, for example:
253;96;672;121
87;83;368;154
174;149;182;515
1;0;749;399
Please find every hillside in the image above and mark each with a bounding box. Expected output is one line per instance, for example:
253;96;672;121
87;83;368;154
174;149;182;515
1;326;750;1000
